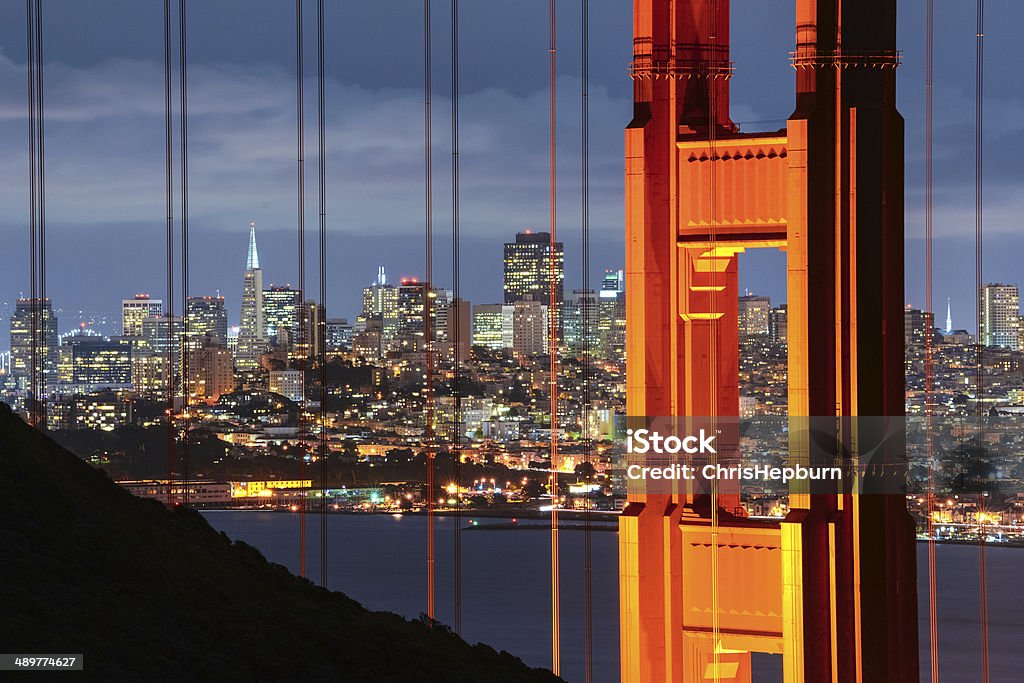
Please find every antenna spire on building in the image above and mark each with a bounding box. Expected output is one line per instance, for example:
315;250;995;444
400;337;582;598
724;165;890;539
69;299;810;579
945;297;952;334
246;221;260;271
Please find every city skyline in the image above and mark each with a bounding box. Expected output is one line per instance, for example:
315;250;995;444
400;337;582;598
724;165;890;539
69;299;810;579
1;223;630;341
3;2;1024;331
3;3;1022;681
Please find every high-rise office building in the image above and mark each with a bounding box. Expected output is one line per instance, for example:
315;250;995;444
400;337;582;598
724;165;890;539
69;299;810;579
563;289;599;351
121;295;163;337
140;315;182;357
139;315;184;394
186;296;228;347
298;300;326;362
396;278;430;340
903;307;934;347
738;294;771;337
186;341;234;403
979;283;1020;350
263;286;300;347
361;266;400;341
472;304;513;350
512;299;548;358
503;230;564;307
131;352;170;398
598;269;626;360
325;318;353;352
236;223;267;371
432;289;454;341
768;304;788;344
9;298;59;386
447;297;472;359
56;335;133;393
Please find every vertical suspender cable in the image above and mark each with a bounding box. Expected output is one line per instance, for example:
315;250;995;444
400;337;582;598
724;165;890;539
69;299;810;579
24;0;39;428
424;0;436;621
36;0;47;429
34;0;45;428
547;0;560;675
924;1;940;680
34;0;45;411
974;2;990;681
24;0;46;428
179;0;191;508
451;0;463;635
163;0;176;504
296;0;308;579
317;0;329;590
580;1;593;680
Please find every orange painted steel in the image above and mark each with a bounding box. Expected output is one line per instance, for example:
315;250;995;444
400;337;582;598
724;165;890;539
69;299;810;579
620;1;918;681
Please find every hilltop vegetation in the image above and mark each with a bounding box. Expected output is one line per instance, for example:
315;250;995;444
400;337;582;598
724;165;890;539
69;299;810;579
0;403;561;682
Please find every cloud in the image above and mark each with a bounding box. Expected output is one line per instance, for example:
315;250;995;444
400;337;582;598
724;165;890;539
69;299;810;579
0;52;629;241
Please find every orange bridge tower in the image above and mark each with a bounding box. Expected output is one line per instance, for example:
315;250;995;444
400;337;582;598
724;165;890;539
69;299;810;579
619;0;919;681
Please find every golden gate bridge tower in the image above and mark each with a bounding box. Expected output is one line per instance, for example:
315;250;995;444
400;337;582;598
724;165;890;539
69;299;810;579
619;0;919;681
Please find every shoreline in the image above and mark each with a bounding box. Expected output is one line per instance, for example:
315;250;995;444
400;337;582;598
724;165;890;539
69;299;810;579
199;508;1024;546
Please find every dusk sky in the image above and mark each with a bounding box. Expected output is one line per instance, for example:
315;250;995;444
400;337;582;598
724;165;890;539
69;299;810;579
1;1;1023;336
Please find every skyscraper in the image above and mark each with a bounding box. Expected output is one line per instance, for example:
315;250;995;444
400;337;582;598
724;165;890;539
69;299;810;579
768;304;788;344
56;335;133;393
121;294;163;337
236;223;267;371
297;300;326;362
738;293;771;337
263;286;300;347
139;315;184;394
446;297;472;360
563;289;599;351
186;341;234;403
903;307;934;347
186;296;228;348
597;269;626;360
325;318;353;352
979;283;1020;350
472;304;513;350
503;230;564;306
511;299;548;358
361;266;399;341
396;278;429;340
9;298;59;386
